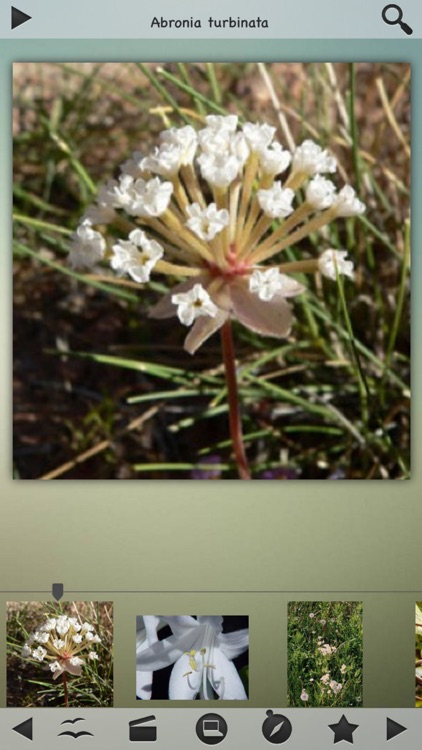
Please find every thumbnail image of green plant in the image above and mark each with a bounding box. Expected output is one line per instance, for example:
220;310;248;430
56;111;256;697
416;603;422;707
6;601;113;707
288;601;363;707
13;63;410;479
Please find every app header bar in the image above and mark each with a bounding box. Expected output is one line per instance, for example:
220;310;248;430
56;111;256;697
1;0;421;39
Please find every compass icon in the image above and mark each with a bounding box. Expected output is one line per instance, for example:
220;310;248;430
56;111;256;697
261;711;292;744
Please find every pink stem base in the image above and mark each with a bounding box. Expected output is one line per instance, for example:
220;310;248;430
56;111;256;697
220;320;251;480
62;672;69;708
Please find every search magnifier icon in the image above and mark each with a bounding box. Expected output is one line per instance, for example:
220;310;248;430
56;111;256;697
382;4;413;35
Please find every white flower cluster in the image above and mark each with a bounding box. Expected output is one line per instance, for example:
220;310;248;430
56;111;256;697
171;284;218;327
318;249;354;281
102;175;174;217
249;268;304;302
318;642;338;656
68;115;365;353
320;673;343;695
69;221;106;269
186;203;229;241
292;139;337;176
22;614;101;680
111;229;164;283
329;680;343;695
257;182;295;219
141;125;198;177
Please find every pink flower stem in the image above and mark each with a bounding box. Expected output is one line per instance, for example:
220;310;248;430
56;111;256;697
62;673;69;708
220;320;251;480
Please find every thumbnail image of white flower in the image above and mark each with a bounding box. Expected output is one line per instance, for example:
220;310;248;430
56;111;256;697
288;601;362;707
136;615;248;700
7;602;113;708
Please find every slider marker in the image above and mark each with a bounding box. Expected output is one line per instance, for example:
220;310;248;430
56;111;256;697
52;583;64;601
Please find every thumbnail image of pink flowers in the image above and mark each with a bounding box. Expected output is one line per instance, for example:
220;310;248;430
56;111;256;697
288;601;362;707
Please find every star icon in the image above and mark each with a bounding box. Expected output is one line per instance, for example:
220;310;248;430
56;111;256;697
329;715;359;744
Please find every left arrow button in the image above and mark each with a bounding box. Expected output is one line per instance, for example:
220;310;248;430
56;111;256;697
11;7;32;29
12;718;33;741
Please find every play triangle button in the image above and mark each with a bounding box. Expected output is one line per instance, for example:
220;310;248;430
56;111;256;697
12;717;33;741
386;717;407;741
11;7;32;29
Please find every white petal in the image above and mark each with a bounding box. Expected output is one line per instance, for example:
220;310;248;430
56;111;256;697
169;654;201;700
172;284;218;327
184;310;228;355
333;185;366;217
276;276;306;297
197;151;240;189
149;278;207;319
230;280;293;338
162;616;198;637
186;203;229;241
259;143;292;176
128;228;146;245
257;183;294;219
243;122;275;151
318;249;354;280
204;114;238;132
136;616;160;699
197;616;223;632
210;649;247;700
144;615;160;644
64;660;83;677
126;262;153;284
218;628;249;660
136;631;197;671
292;140;337;176
306;175;336;209
136;670;154;700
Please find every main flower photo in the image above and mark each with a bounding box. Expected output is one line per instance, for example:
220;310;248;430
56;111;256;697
13;62;410;479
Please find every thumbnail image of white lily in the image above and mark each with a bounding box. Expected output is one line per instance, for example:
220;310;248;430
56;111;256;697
136;616;249;699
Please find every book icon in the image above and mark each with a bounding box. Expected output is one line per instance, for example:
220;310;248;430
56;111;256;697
129;716;157;742
58;718;94;739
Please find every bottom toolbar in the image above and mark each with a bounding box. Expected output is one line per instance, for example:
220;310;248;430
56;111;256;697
0;709;419;749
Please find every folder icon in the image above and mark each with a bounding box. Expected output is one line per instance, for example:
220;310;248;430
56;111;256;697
129;715;157;742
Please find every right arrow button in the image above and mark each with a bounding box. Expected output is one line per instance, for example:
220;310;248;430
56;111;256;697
386;717;407;742
11;6;32;29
